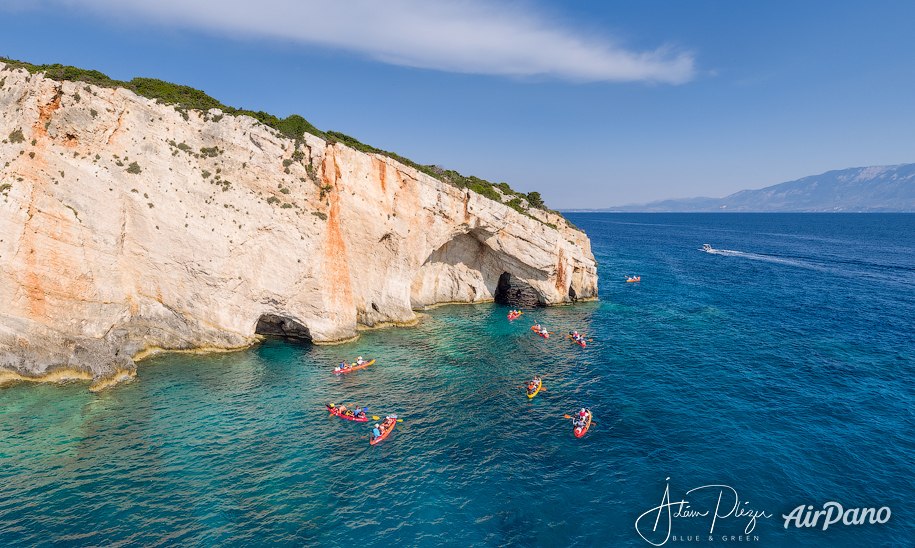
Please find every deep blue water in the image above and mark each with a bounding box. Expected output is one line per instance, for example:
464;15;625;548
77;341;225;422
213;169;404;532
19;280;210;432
2;213;913;546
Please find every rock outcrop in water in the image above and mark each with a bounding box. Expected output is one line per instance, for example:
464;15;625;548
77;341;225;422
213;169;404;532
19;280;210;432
0;62;597;389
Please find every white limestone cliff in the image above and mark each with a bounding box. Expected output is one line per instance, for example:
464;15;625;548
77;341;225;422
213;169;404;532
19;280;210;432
0;62;598;389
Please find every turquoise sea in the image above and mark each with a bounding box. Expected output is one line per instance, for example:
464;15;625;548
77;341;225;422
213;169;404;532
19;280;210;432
2;213;913;546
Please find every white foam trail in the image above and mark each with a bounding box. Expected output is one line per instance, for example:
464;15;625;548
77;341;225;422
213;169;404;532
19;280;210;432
702;248;829;272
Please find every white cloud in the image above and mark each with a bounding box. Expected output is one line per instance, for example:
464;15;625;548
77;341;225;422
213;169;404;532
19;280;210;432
42;0;695;84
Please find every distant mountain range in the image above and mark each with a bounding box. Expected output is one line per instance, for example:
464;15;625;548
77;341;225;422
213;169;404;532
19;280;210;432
601;164;915;212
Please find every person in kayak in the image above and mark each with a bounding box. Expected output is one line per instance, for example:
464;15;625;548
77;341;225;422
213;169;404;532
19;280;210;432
372;423;382;439
354;407;367;419
355;356;365;365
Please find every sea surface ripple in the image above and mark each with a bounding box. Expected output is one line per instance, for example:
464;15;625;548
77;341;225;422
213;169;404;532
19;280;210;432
1;213;913;546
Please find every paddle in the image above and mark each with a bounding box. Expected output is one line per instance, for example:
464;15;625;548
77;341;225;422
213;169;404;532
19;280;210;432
563;414;597;426
371;416;403;422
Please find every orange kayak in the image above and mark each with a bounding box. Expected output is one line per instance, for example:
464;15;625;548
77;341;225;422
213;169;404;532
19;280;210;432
370;416;397;445
574;411;592;438
531;326;550;339
333;358;376;374
569;336;586;348
326;404;369;422
626;276;641;283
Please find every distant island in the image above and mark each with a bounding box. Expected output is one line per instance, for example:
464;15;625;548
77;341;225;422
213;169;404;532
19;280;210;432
592;163;915;212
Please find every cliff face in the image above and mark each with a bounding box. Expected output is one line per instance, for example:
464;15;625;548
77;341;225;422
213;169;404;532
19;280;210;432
0;63;597;388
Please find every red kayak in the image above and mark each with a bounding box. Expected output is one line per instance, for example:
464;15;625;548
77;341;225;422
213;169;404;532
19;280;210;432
508;311;523;321
573;411;592;438
569;335;586;348
531;325;550;339
326;404;369;422
370;416;398;445
333;358;376;374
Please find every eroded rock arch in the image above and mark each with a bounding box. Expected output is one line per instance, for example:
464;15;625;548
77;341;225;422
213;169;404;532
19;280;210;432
410;230;545;309
254;313;312;341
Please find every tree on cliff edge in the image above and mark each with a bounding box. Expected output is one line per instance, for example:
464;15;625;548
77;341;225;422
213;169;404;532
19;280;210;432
526;192;545;209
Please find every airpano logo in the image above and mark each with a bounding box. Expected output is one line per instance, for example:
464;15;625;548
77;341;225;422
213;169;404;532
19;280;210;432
633;478;894;546
782;501;891;530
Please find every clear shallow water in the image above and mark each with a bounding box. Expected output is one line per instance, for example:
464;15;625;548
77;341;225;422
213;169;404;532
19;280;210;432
2;213;913;546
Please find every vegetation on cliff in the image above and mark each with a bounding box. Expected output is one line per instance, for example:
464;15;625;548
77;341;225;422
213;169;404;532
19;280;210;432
1;57;563;223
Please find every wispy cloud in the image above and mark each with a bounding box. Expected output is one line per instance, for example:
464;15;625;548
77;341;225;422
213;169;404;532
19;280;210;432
38;0;695;84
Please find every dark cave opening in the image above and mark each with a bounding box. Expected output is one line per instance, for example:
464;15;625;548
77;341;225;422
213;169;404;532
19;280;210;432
254;314;312;342
494;272;543;307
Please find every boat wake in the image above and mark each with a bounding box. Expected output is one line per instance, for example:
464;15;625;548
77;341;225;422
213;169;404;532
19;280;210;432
703;245;915;287
701;244;830;272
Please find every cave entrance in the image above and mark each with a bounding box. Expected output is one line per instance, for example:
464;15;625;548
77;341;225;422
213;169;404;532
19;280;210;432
494;272;544;307
254;314;312;342
410;230;548;309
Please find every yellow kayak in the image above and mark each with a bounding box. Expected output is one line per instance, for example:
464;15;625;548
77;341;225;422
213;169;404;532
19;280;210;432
527;379;543;399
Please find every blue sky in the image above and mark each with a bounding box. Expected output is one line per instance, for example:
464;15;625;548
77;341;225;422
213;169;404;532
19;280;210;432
2;1;914;208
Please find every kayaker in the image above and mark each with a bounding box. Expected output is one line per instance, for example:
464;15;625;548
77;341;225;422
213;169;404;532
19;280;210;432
356;356;365;365
372;423;381;439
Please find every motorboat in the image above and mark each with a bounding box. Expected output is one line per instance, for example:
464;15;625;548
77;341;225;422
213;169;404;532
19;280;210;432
701;243;714;253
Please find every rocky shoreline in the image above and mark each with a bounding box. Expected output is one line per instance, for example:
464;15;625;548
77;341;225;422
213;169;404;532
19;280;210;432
0;61;598;389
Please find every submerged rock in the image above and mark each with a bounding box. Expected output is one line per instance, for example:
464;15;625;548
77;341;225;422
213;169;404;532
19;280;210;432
0;61;598;387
